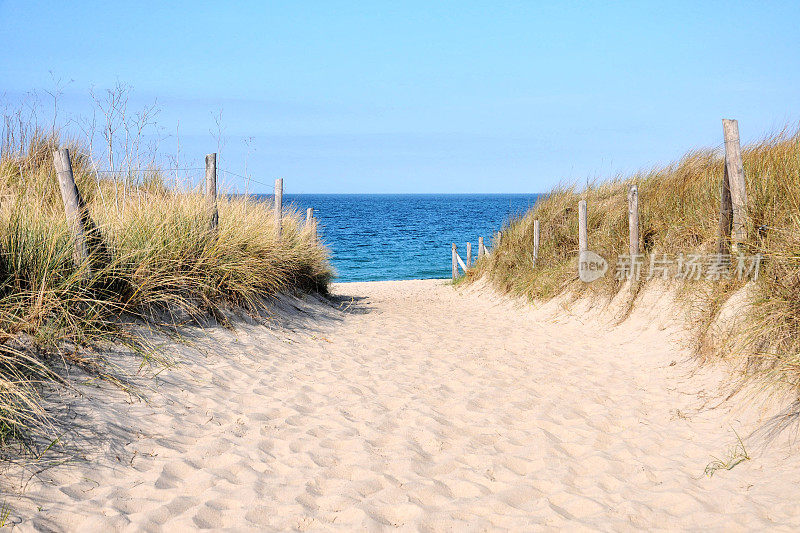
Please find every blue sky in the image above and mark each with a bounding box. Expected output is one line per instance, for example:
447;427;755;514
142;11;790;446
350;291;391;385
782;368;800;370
1;1;799;193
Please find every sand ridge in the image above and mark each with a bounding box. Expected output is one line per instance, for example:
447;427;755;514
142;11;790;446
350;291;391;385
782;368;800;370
3;279;800;531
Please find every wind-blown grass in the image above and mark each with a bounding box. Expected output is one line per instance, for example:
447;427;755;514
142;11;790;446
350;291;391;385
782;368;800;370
0;132;332;445
704;428;751;477
468;127;800;398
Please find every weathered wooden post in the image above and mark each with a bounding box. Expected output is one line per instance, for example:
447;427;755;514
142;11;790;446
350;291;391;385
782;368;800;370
306;207;317;240
533;219;540;267
53;148;90;273
205;153;218;230
717;162;733;254
628;185;639;258
722;119;748;251
478;236;484;259
466;242;472;268
578;200;588;253
274;178;283;239
452;243;457;280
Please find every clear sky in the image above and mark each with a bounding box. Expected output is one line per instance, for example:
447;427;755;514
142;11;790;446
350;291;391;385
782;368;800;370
2;1;799;193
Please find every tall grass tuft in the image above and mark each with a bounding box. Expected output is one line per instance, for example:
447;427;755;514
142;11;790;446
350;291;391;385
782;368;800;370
0;132;332;445
469;127;800;397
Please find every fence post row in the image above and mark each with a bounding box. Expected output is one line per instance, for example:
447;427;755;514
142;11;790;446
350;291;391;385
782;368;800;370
205;153;218;230
447;119;747;278
721;119;748;252
274;178;283;239
578;200;588;253
53;148;91;276
628;185;639;258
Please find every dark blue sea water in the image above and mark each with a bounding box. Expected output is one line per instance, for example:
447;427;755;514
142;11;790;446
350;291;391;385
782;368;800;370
260;194;540;282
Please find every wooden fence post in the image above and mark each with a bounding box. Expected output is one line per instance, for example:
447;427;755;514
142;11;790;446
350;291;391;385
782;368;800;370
452;243;457;280
466;242;472;268
533;219;540;267
717;163;733;254
722;119;748;250
578;200;588;253
628;185;639;257
274;178;283;239
306;207;317;240
205;153;218;230
53;148;90;273
478;236;484;259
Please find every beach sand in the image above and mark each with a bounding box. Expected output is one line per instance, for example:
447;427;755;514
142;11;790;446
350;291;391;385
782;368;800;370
3;279;800;531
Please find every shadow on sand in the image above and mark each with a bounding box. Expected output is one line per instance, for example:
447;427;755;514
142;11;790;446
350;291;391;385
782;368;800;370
0;289;372;529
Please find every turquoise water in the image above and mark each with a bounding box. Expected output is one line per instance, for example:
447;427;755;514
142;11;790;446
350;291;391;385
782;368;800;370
262;194;540;282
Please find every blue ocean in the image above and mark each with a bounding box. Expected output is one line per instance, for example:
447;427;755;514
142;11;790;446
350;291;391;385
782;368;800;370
253;194;539;282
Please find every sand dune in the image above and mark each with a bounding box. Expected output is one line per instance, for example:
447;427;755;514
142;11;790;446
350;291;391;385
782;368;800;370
3;279;800;531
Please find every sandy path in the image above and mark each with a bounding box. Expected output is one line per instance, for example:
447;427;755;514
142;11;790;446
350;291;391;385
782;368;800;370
4;279;800;531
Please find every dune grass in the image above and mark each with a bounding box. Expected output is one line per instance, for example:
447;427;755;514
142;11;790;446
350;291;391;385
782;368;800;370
0;132;332;445
468;127;800;396
704;428;751;477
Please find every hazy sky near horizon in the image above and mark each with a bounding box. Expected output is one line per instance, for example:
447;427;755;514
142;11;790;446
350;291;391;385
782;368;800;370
2;1;799;193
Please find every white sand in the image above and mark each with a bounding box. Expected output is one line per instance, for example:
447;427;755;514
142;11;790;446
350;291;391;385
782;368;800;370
4;279;800;531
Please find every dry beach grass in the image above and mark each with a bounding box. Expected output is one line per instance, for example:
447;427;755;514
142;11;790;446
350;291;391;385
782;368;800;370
0;131;332;446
